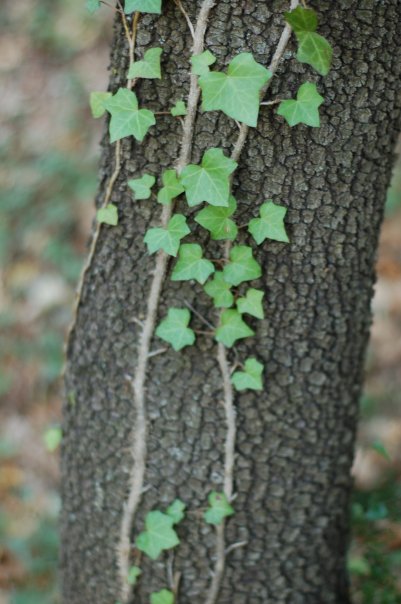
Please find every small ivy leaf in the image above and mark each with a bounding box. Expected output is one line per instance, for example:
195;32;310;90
104;88;156;142
156;308;195;352
150;590;174;604
166;499;186;524
170;101;187;117
277;82;324;128
125;0;161;14
97;204;118;226
90;91;112;118
199;53;271;127
43;426;62;452
128;47;162;79
204;272;234;309
232;357;263;392
180;148;237;208
86;0;101;14
157;170;185;205
128;174;156;200
172;243;215;285
195;195;238;241
237;288;264;319
371;440;392;462
248;201;289;245
204;492;234;525
136;511;180;560
127;566;141;586
223;245;261;287
144;214;190;257
191;50;216;76
284;6;318;32
215;309;254;348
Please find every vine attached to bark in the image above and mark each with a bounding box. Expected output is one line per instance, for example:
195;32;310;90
77;0;333;602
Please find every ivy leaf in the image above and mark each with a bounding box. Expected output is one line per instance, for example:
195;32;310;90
195;195;238;241
199;53;271;127
104;88;155;142
136;511;180;560
284;6;318;32
215;309;254;348
285;8;332;76
90;91;111;118
237;288;264;319
232;358;263;392
180;148;237;208
150;590;174;604
171;101;187;117
127;566;141;586
248;201;289;245
204;272;234;309
97;204;118;226
223;246;261;287
128;47;162;79
204;492;234;525
277;82;324;128
157;170;185;205
172;244;215;285
43;426;62;452
86;0;101;13
166;499;186;524
155;308;195;352
128;174;155;200
191;50;216;76
125;0;161;14
144;214;190;257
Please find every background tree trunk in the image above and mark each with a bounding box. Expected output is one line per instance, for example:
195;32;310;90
61;1;401;603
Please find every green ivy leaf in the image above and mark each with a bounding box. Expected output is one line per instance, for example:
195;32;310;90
43;426;62;452
171;101;187;117
191;50;216;76
156;308;195;352
172;243;215;284
144;214;190;256
195;195;238;241
248;201;289;245
284;6;318;32
277;82;324;128
86;0;101;14
104;88;155;142
128;47;162;79
128;174;156;200
127;566;141;586
237;288;264;319
204;492;234;525
166;499;186;524
90;91;111;118
150;590;174;604
215;309;254;348
223;246;261;286
285;8;332;76
180;148;237;208
157;170;185;205
97;204;118;226
199;53;271;127
204;272;234;309
125;0;161;14
136;511;180;560
232;358;263;392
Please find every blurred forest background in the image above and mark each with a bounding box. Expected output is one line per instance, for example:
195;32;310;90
0;1;400;603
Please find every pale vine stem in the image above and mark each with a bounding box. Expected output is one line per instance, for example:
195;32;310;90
117;2;216;602
204;2;299;603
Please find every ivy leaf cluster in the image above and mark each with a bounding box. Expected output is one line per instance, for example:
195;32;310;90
285;6;333;76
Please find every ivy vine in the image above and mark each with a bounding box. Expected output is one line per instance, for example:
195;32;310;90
72;0;334;602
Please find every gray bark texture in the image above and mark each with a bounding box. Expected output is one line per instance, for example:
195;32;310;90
61;1;401;603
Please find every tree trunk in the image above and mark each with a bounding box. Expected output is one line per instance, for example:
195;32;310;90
61;1;401;603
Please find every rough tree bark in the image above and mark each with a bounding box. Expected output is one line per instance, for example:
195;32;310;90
61;1;401;603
